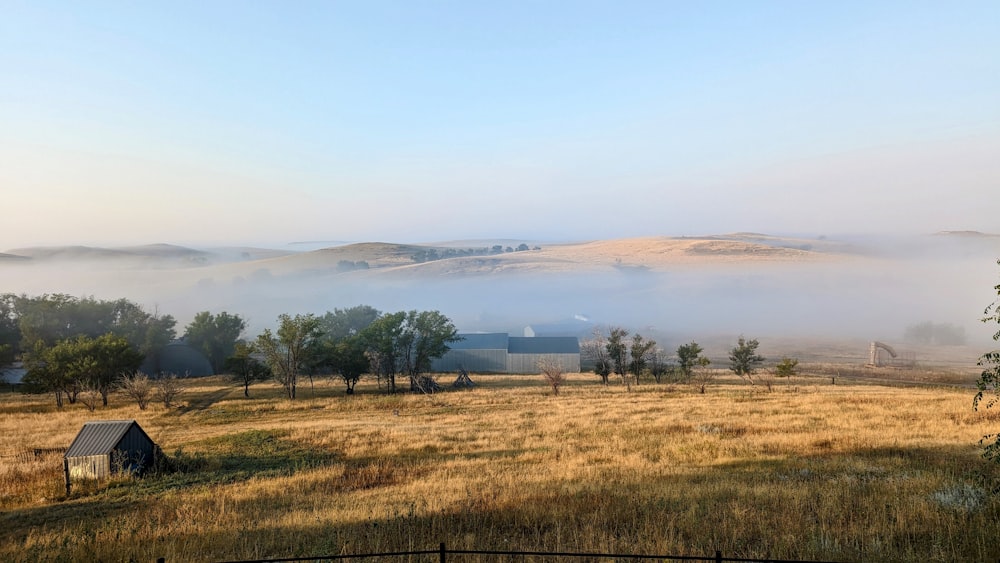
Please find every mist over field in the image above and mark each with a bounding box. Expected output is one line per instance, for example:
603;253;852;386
2;233;997;361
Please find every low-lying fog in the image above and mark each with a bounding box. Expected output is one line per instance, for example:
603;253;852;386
1;234;998;365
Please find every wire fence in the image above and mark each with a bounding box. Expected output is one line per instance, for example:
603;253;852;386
0;447;65;463
154;543;845;563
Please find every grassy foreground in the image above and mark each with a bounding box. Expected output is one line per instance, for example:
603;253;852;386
1;372;998;562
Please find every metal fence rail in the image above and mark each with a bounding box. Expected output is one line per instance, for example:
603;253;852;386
177;542;843;563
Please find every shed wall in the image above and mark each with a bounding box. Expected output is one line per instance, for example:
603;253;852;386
118;425;156;470
67;454;110;480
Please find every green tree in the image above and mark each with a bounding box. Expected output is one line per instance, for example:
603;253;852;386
224;341;272;398
318;305;380;341
0;294;19;368
184;311;246;373
328;336;370;395
22;333;143;407
606;327;630;390
361;311;408;394
676;341;705;380
22;340;78;406
256;314;324;399
974;261;1000;464
360;310;458;394
775;357;799;377
628;333;656;386
729;335;765;384
12;294;173;371
400;310;459;392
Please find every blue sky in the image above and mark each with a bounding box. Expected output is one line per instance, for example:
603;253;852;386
2;1;998;247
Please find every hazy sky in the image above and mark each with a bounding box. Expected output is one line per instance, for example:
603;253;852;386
2;1;998;248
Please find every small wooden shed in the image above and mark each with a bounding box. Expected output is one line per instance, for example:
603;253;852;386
64;420;156;485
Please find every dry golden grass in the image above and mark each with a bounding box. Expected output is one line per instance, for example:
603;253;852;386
0;372;998;562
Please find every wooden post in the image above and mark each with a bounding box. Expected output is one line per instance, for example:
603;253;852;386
439;542;446;563
715;550;722;563
63;458;71;496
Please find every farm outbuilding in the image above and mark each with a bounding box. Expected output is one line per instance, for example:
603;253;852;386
432;333;580;374
64;420;156;482
433;333;509;372
507;336;580;374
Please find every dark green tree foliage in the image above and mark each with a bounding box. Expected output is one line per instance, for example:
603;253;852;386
974;261;1000;464
329;336;369;394
361;311;407;394
318;305;380;341
256;314;324;399
775;357;799;377
606;327;630;389
11;294;174;375
184;311;246;373
23;333;142;407
315;306;380;394
628;333;656;386
360;310;458;394
0;294;19;367
401;310;459;391
224;341;272;398
729;335;765;383
676;341;704;380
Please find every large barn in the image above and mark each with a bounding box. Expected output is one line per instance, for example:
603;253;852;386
64;420;156;481
432;333;580;374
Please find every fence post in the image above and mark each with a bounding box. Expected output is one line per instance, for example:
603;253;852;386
715;550;722;563
63;458;71;496
156;558;165;563
439;542;446;563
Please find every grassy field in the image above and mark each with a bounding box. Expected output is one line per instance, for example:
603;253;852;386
0;369;998;562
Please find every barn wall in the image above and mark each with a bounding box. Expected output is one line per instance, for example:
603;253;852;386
506;353;581;374
67;454;110;480
432;349;507;373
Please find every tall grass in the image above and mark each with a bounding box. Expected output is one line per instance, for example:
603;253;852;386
0;373;997;562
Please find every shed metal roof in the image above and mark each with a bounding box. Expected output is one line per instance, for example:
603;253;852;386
449;333;509;350
508;337;580;354
65;420;149;458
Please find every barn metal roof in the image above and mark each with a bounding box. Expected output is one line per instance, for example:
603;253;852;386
450;333;509;350
508;337;580;354
65;420;149;458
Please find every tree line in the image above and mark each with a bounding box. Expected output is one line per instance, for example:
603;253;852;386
0;294;458;406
